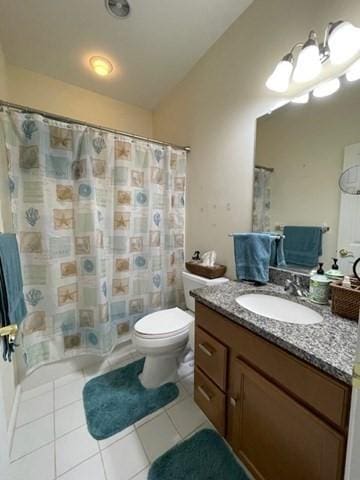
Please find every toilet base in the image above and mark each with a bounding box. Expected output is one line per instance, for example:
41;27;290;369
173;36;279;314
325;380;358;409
139;354;179;389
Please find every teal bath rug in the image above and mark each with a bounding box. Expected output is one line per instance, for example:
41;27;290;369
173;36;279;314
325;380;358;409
83;358;179;440
149;429;250;480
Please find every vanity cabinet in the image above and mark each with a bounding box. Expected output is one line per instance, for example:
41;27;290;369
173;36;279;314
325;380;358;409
194;302;351;480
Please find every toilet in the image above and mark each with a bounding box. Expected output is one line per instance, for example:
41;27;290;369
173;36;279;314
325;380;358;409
133;271;229;389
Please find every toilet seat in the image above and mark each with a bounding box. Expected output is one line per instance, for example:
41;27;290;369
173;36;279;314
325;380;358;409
134;307;193;340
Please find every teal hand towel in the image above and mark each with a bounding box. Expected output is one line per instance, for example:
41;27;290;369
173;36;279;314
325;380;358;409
0;234;27;326
270;235;287;267
283;226;322;267
233;233;272;283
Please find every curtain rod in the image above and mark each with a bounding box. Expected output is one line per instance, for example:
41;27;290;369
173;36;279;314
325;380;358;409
0;99;191;153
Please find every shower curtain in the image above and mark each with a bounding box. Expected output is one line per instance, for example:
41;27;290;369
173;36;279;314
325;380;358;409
252;167;272;232
0;110;187;371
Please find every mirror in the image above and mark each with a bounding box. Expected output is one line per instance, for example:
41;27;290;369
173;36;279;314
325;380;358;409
253;76;360;274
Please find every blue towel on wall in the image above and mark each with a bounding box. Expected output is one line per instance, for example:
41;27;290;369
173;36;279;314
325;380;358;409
283;226;323;268
0;234;27;361
233;233;272;284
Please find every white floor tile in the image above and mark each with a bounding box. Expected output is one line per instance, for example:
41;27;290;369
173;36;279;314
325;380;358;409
54;371;84;389
11;414;54;461
16;391;54;427
101;431;148;480
56;454;105;480
180;373;194;396
108;352;135;368
136;412;181;461
134;408;164;428
21;381;54;402
9;442;55;480
55;400;87;438
130;467;150;480
167;397;206;438
83;361;112;380
55;378;85;410
55;426;99;476
98;425;135;450
164;382;188;410
132;352;144;361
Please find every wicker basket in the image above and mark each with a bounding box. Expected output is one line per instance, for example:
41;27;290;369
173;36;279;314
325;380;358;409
185;261;227;279
331;282;360;321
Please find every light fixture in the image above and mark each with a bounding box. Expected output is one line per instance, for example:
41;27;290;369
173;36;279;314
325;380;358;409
292;93;310;104
266;20;360;94
89;56;113;77
313;78;340;98
265;54;294;93
346;58;360;82
328;21;360;65
293;32;322;83
105;0;130;18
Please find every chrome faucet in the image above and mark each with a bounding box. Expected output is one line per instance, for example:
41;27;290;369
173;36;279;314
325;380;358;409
284;275;308;297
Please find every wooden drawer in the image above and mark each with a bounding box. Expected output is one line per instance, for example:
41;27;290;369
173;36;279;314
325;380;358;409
196;302;351;431
195;326;227;391
194;367;226;435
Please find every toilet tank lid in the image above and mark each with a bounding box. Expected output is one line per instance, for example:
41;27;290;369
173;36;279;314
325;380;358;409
182;270;229;286
134;307;193;336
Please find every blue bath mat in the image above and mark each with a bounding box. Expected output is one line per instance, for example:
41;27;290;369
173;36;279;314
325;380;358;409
149;429;250;480
83;358;179;440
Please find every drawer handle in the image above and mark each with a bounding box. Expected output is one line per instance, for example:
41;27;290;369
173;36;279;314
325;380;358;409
230;397;237;407
198;343;214;357
197;385;212;402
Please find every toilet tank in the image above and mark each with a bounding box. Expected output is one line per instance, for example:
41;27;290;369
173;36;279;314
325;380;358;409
182;271;229;312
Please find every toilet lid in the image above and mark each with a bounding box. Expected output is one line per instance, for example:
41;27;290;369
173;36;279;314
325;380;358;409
134;307;193;337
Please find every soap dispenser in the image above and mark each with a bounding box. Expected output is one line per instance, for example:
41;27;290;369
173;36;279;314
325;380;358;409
309;263;331;305
326;258;344;283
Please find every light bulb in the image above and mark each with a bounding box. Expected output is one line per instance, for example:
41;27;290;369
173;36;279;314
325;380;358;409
292;93;310;104
328;21;360;65
265;54;293;93
89;56;113;76
313;78;340;98
346;58;360;82
293;41;322;83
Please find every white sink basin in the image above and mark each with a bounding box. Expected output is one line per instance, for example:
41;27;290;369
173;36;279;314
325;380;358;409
236;294;323;325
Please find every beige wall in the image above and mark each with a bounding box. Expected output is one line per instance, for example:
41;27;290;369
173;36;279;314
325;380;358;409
256;79;360;266
153;0;360;278
3;64;153;137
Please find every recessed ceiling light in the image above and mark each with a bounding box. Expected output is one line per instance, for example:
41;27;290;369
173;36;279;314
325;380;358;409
89;56;113;77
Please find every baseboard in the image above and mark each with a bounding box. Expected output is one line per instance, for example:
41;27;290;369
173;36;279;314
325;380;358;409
7;383;21;453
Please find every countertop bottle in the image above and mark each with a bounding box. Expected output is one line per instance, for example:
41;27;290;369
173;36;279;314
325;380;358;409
309;263;331;305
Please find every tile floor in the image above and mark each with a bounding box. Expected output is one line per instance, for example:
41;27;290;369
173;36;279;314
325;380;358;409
9;351;213;480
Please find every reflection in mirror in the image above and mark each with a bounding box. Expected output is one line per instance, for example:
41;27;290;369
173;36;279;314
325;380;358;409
253;77;360;274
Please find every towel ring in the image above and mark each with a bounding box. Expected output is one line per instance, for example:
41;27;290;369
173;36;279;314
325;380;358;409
353;257;360;282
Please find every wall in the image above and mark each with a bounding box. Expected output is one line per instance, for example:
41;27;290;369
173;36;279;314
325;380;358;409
0;43;17;431
153;0;360;278
3;64;153;137
256;79;360;266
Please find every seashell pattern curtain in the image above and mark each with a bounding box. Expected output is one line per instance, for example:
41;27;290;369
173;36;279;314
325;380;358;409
252;167;272;232
0;110;187;372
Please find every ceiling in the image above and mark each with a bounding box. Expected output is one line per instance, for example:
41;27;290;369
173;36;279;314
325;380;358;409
0;0;253;110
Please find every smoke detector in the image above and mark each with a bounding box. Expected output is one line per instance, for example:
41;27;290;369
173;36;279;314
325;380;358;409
105;0;130;18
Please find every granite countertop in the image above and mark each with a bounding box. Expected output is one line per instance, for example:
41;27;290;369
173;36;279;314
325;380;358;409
190;281;358;385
